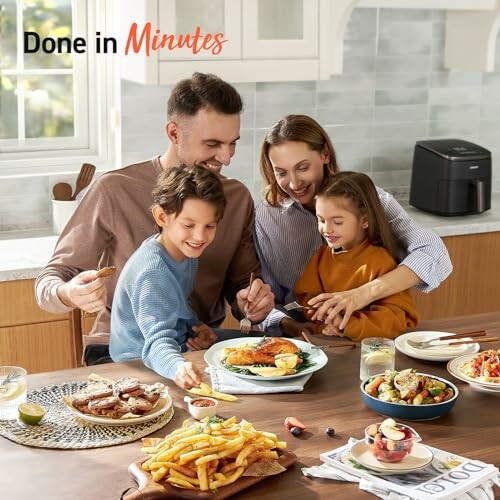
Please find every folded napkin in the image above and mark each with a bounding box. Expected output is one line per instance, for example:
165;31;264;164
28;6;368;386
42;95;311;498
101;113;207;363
302;438;500;500
207;366;312;394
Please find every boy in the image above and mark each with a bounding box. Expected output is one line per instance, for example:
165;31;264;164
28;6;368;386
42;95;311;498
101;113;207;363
110;165;225;389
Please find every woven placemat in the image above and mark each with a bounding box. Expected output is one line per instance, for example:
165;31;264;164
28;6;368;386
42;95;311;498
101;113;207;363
0;381;174;449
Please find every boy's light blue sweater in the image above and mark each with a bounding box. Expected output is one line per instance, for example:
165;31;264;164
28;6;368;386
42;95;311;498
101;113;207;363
110;236;200;380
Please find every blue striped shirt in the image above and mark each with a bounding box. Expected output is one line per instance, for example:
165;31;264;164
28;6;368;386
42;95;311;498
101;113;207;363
255;187;452;332
110;236;200;380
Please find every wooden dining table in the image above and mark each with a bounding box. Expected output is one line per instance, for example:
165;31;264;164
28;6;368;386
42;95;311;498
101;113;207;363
1;314;499;500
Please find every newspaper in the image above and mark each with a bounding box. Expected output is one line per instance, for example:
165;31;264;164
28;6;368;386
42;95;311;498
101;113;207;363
319;440;498;500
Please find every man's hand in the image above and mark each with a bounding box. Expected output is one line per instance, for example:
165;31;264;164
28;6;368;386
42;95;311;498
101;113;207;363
56;270;107;313
236;277;274;322
174;362;203;389
187;324;217;350
280;317;316;337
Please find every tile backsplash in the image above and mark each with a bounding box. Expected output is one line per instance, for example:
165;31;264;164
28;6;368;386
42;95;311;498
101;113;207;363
121;8;500;200
1;8;500;233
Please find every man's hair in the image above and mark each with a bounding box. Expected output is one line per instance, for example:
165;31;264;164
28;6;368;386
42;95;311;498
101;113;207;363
167;72;243;118
317;171;398;258
152;165;226;224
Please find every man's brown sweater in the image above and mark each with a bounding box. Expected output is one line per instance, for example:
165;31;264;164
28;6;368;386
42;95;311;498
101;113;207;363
35;157;260;345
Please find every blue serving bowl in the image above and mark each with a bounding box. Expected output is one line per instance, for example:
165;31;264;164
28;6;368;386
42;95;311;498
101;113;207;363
360;372;459;421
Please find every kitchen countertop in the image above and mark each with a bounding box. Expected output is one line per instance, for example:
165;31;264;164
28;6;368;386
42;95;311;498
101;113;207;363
0;193;499;282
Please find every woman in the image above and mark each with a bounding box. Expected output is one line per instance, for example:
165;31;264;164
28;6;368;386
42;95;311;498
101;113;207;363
255;115;451;336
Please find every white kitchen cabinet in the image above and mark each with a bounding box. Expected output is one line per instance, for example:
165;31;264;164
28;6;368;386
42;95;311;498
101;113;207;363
158;0;242;60
242;0;319;59
121;0;351;83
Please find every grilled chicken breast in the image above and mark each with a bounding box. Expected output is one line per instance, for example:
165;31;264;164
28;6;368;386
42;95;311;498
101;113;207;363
225;337;301;366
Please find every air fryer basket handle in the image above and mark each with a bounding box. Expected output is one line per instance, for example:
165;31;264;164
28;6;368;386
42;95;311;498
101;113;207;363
472;179;485;212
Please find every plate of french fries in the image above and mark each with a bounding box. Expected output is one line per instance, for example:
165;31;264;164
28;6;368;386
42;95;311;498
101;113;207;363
129;416;296;497
204;337;328;381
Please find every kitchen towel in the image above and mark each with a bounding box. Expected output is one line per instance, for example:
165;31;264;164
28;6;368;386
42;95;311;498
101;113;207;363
207;366;312;394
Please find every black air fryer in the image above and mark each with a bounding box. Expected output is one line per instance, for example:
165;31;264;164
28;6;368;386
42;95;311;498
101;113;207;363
410;139;491;216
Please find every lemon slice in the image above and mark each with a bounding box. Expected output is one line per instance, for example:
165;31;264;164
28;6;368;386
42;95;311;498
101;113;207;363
363;350;393;366
18;402;46;425
0;381;27;401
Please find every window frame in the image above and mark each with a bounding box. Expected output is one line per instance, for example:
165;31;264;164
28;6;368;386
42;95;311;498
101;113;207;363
0;0;120;177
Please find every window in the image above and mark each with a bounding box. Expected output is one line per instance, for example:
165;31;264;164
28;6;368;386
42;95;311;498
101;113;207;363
0;0;119;176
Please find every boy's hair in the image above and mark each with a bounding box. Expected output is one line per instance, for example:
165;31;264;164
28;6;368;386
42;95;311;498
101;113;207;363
152;165;226;226
260;114;340;207
167;72;243;118
317;171;398;258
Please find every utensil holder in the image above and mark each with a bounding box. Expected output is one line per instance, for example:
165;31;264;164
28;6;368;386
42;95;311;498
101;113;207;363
52;200;79;234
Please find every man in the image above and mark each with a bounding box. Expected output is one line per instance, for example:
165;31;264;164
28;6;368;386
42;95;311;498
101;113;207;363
35;72;274;364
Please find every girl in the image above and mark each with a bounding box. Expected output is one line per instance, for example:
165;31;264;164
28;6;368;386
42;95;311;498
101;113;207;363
255;114;451;337
294;172;419;341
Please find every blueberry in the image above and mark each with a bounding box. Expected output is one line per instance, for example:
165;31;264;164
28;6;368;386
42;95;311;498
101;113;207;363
325;427;336;437
290;426;302;436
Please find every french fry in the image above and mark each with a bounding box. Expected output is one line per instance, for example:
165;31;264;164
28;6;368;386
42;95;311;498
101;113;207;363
188;382;239;402
152;466;169;482
166;477;196;489
140;416;286;491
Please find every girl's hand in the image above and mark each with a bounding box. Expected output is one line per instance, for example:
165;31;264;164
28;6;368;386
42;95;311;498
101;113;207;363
236;278;274;322
187;324;217;350
280;317;316;337
174;362;203;389
308;286;371;330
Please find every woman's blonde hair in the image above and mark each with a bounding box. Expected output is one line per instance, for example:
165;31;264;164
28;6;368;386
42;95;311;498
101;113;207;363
317;171;398;258
259;115;340;207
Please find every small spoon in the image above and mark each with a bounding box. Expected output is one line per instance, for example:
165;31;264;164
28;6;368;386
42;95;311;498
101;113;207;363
52;182;73;201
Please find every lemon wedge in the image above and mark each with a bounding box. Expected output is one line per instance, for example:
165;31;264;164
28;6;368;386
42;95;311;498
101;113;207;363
0;381;27;401
275;353;298;369
18;402;46;425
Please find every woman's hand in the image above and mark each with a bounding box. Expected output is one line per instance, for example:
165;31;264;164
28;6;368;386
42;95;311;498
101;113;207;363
187;324;217;350
174;362;203;389
236;277;274;322
280;317;316;337
308;286;373;330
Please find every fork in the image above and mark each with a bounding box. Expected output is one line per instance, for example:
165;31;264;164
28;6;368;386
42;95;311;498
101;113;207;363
406;330;488;350
239;272;254;334
284;301;314;312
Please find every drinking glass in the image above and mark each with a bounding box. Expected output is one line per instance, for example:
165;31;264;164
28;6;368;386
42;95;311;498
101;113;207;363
0;366;27;420
360;338;395;381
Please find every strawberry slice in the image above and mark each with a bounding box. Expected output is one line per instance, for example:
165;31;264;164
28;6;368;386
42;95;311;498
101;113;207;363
284;416;306;431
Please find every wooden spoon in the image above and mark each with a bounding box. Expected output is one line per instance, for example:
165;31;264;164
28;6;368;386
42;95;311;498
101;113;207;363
52;182;73;201
71;163;96;200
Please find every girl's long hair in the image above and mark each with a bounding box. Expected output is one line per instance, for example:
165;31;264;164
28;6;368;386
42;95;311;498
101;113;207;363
317;171;398;258
260;115;340;206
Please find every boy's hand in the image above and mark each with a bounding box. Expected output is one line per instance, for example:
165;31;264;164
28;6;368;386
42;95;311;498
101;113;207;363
174;362;203;389
187;324;217;350
236;277;274;322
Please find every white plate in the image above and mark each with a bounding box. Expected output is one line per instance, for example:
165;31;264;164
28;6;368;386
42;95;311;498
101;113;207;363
351;441;433;474
204;337;328;381
63;392;173;426
447;353;500;390
395;332;479;362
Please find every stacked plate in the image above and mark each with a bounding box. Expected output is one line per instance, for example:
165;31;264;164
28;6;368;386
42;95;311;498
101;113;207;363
350;441;433;475
447;353;500;394
395;331;480;362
